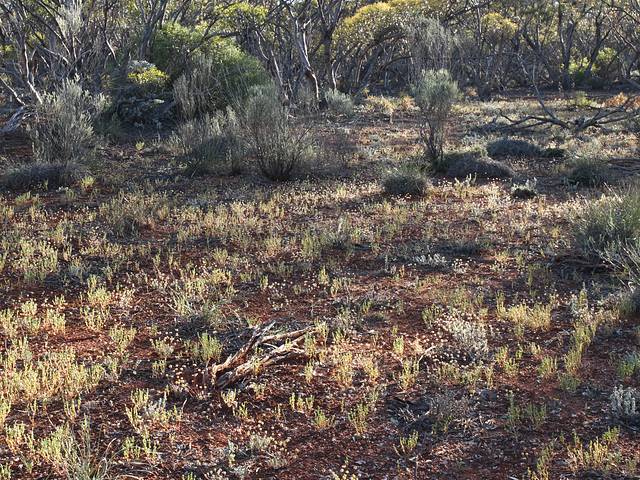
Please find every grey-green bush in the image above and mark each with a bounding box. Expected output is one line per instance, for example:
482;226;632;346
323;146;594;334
414;69;459;165
325;90;354;118
29;79;106;164
573;188;640;260
245;84;313;181
3;162;88;191
486;139;542;158
565;157;612;188
174;108;245;176
446;155;515;179
382;164;431;196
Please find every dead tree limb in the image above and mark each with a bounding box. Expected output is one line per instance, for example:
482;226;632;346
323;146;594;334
215;334;308;389
208;322;315;389
208;321;275;381
483;52;639;132
0;106;27;137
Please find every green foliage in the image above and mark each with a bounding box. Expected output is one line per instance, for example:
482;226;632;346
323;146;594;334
414;69;459;164
29;79;105;164
173;48;266;119
571;47;619;86
156;24;266;114
126;61;169;95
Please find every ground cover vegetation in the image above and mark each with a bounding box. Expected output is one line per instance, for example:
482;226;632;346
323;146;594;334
1;0;640;478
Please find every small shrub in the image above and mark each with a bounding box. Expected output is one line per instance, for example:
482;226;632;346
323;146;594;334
486;138;542;158
245;84;313;181
565;157;612;188
610;386;640;424
445;319;488;358
325;90;354;118
414;69;459;165
173;108;245;176
446;155;515;179
572;188;640;260
437;146;487;174
511;178;538;198
295;84;318;113
29;79;105;164
126;61;169;95
366;95;394;114
542;147;567;158
3;162;88;191
382;163;431;196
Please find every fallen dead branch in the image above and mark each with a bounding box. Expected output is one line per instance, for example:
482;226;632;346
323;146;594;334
483;53;640;132
208;321;315;389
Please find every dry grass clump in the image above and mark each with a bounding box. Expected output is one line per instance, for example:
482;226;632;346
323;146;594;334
446;155;515;179
2;161;89;191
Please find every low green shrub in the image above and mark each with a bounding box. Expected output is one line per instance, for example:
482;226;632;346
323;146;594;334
438;146;487;174
173;108;245;176
126;61;169;95
446;155;515;179
325;90;354;119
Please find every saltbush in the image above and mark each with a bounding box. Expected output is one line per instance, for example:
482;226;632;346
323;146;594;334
414;69;459;165
245;84;313;181
3;162;88;191
29;79;105;164
325;90;354;118
446;155;515;179
486;138;542;158
173;109;245;176
573;188;640;261
565;157;612;188
382;163;431;196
